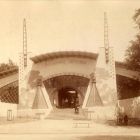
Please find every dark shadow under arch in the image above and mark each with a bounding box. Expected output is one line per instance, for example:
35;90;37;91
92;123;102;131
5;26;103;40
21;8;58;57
58;86;77;108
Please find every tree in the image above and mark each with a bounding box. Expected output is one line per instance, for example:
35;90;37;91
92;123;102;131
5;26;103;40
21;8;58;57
0;59;17;73
125;9;140;70
8;59;14;66
133;9;140;29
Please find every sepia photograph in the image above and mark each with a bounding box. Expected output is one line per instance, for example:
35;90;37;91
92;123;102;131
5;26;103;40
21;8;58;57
0;0;140;139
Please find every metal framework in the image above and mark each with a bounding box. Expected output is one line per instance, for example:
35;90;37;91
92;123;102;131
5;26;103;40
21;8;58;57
23;18;27;67
104;12;109;63
0;81;18;104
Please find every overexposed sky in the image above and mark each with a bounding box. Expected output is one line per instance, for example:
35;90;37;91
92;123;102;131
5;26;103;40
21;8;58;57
0;0;140;64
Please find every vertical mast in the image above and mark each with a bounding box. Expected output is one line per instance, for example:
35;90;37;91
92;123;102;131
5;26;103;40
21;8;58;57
23;18;27;67
104;12;109;63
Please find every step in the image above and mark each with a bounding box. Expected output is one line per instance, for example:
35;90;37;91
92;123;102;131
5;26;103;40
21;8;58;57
46;108;85;120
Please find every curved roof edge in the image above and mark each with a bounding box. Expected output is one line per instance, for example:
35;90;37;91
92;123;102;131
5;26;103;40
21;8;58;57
30;51;98;63
115;61;127;68
0;67;18;79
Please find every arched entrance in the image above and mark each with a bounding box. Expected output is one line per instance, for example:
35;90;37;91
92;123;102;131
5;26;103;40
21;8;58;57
43;75;89;109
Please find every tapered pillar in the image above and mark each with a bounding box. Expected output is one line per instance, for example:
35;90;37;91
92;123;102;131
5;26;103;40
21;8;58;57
82;73;103;108
32;78;52;119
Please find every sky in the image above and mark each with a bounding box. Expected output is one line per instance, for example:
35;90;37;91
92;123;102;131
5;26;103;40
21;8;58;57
0;0;140;64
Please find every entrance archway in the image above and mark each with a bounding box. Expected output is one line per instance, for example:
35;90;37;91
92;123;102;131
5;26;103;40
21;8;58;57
43;75;89;108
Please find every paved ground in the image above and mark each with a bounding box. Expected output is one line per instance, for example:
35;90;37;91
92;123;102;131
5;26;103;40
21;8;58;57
0;119;139;135
0;134;139;140
0;119;139;140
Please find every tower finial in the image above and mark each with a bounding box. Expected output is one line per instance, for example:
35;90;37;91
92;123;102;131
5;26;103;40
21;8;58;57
104;12;109;63
23;18;27;67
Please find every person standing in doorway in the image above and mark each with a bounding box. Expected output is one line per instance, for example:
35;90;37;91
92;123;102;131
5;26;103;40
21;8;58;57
74;95;79;114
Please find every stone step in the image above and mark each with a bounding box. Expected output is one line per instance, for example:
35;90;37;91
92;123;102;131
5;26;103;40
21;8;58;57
46;108;85;120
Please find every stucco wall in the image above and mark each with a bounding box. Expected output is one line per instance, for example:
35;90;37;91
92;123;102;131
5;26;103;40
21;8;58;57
82;47;118;120
0;102;17;118
30;57;96;81
118;97;140;118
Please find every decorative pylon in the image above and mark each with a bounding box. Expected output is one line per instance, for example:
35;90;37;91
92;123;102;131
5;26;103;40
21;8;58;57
82;73;103;108
32;79;48;109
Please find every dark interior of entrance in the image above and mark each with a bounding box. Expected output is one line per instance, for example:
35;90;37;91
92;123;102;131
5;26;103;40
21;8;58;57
58;87;77;108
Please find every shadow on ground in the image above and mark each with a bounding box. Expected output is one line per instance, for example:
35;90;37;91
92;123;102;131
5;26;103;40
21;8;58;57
103;119;140;128
0;117;37;125
78;136;140;140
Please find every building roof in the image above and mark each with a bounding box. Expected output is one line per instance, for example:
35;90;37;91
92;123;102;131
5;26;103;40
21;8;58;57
115;61;128;69
0;67;18;79
30;51;98;63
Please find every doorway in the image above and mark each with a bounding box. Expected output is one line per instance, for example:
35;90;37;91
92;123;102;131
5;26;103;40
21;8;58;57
58;87;77;108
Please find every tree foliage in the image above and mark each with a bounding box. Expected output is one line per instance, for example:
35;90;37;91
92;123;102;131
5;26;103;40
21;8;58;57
0;59;17;73
125;9;140;70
